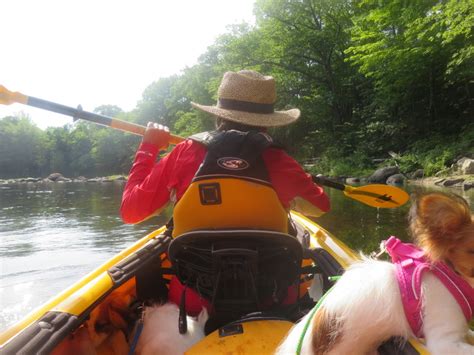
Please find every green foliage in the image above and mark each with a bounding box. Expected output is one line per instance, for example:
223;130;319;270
0;115;45;178
0;109;140;178
173;111;212;138
392;153;422;174
413;125;474;176
347;0;473;143
385;123;474;176
313;147;374;177
93;105;123;117
2;0;472;179
136;76;182;127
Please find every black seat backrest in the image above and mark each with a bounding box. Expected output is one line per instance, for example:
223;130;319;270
168;229;303;318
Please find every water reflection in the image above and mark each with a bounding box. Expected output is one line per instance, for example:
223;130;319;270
0;182;170;331
317;183;473;253
0;181;472;331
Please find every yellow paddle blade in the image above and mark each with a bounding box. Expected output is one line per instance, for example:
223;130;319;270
0;85;28;105
344;184;409;208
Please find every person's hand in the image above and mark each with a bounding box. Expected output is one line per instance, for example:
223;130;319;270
142;122;170;150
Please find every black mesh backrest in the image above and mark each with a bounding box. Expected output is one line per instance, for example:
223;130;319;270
168;229;303;317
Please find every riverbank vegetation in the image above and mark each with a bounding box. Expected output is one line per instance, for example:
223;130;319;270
1;0;472;179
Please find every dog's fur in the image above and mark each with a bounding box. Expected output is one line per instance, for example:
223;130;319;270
277;192;474;355
135;303;208;355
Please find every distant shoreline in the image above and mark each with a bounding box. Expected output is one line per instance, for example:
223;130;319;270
0;175;128;184
406;175;473;191
2;174;472;191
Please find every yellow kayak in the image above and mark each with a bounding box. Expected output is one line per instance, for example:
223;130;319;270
0;212;428;354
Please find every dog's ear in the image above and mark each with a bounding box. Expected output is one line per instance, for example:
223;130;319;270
410;192;471;260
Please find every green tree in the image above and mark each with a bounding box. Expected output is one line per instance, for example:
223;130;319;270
135;76;181;127
346;0;473;149
0;115;46;178
68;122;96;176
94;105;124;117
214;0;360;156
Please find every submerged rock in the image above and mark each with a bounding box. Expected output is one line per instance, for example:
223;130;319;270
442;178;465;187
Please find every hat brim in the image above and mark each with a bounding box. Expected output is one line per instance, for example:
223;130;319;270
191;102;300;127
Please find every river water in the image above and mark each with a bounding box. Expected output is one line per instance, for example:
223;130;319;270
0;181;472;332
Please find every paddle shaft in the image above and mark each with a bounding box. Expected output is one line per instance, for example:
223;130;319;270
3;89;183;145
312;175;345;191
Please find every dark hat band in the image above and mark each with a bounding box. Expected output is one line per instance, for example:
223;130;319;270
218;98;274;114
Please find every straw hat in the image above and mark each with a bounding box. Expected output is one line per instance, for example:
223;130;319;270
191;70;300;127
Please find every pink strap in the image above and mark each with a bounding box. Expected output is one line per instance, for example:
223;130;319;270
431;262;474;322
385;236;425;261
385;237;424;336
384;236;474;338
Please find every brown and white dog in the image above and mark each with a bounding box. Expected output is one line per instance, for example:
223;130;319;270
277;192;474;355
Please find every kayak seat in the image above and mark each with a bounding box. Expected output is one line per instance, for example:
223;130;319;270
168;229;303;321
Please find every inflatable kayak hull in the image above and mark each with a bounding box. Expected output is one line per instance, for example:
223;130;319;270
0;212;428;354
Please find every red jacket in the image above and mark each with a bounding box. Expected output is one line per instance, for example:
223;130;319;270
121;139;329;224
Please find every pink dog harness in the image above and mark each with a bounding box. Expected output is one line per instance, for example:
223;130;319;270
384;236;474;337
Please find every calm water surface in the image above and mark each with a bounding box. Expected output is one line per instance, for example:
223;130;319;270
0;181;472;331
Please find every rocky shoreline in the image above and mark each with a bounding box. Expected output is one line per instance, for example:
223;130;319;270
335;156;474;191
0;173;128;185
406;175;474;191
2;157;473;191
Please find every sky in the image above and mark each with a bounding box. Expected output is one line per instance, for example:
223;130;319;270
0;0;256;129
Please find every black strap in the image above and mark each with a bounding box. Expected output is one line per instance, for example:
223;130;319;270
188;131;219;146
189;130;285;150
193;130;273;183
217;98;274;114
179;287;188;334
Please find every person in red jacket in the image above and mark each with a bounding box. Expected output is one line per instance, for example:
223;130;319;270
121;70;330;316
121;70;330;225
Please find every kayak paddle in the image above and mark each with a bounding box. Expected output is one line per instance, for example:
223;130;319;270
0;85;184;145
0;85;409;209
312;175;409;208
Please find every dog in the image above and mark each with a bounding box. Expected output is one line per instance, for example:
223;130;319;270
135;303;208;355
277;192;474;355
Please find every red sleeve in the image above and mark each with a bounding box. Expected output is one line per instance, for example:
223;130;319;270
121;142;180;224
263;149;330;213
